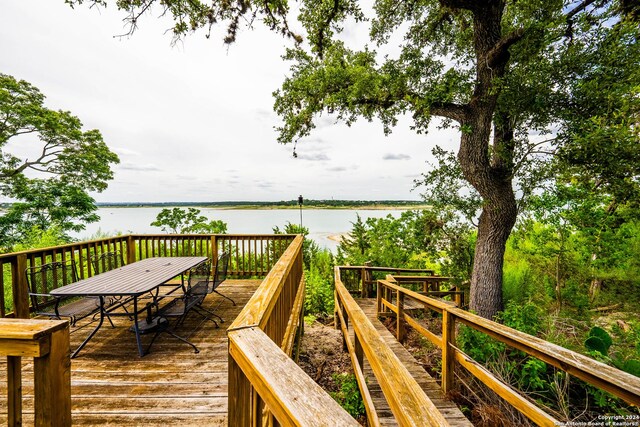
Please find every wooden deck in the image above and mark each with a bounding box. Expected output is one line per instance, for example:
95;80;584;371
0;280;261;426
355;298;472;427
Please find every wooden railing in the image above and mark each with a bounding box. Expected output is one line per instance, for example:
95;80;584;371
1;318;71;426
227;235;358;426
334;266;452;426
0;233;296;318
338;265;436;298
375;277;640;425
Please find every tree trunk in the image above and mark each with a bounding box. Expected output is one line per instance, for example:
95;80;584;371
468;184;517;318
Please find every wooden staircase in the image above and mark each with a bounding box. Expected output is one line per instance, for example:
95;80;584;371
354;298;472;426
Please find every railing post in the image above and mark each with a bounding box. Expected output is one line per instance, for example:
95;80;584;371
442;309;455;394
355;333;364;370
211;235;218;263
228;345;253;427
334;289;341;331
1;319;71;427
126;235;136;264
453;287;462;308
342;306;349;352
12;254;30;319
363;261;372;297
34;327;71;426
397;290;405;342
376;280;382;315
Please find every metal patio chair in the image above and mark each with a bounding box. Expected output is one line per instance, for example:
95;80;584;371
26;260;112;327
90;250;125;275
145;259;219;354
211;251;233;305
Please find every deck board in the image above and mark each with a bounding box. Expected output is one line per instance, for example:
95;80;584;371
0;280;260;427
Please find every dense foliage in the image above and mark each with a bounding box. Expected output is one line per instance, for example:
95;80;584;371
337;210;475;283
273;222;335;315
0;73;119;250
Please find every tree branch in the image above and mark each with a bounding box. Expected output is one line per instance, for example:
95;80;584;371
439;0;481;11
565;0;597;21
429;102;468;123
316;0;341;59
486;28;526;67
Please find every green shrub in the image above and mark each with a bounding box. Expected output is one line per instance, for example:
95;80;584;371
330;373;365;419
304;264;334;315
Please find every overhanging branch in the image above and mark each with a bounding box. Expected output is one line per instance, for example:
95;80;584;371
486;28;526;67
429;102;468;123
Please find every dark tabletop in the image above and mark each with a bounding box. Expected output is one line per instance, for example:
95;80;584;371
50;257;207;297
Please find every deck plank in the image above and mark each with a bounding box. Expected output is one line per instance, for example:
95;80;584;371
0;280;260;427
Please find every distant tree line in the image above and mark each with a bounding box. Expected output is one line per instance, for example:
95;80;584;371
92;200;427;208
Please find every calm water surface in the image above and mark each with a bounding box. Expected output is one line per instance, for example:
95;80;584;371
73;207;410;251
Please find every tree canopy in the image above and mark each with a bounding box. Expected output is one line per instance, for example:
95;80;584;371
151;207;228;234
66;0;639;318
0;73;119;249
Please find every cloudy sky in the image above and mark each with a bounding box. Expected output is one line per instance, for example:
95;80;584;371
0;0;459;203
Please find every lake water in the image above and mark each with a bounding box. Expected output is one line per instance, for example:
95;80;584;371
72;207;410;251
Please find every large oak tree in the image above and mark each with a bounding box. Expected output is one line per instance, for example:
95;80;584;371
0;73;120;248
68;0;638;318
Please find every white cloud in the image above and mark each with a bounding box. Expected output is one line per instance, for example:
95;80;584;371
0;0;459;203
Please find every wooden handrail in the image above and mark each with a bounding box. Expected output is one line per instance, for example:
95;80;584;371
227;236;356;425
231;235;303;333
228;327;358;426
0;318;71;427
376;278;640;424
338;266;435;274
334;268;452;426
337;265;437;298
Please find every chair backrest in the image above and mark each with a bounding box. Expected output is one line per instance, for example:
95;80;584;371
90;251;124;275
26;260;79;312
187;259;212;298
212;251;230;292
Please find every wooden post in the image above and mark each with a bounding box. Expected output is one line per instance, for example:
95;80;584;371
126;235;136;264
342;306;349;352
376;280;382;316
0;319;70;427
453;287;462;308
12;254;30;319
211;235;218;263
442;309;456;394
34;327;71;426
355;333;364;370
364;261;373;298
397;291;405;342
334;289;341;331
228;345;253;427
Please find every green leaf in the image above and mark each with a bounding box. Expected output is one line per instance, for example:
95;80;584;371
588;327;613;350
585;336;609;356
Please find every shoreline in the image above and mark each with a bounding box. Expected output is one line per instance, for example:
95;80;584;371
95;204;430;211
